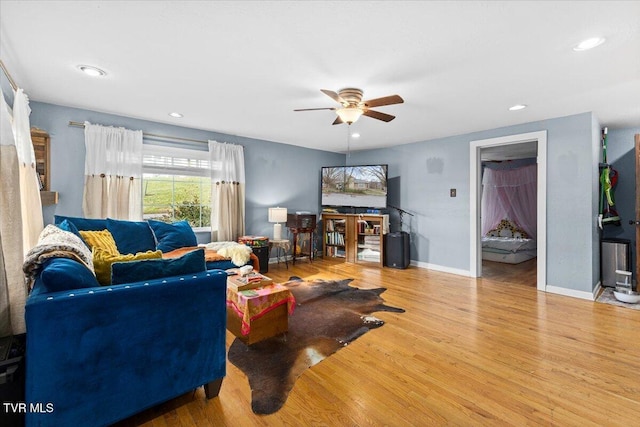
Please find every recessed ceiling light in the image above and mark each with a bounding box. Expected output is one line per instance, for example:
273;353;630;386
351;133;360;138
509;104;527;111
78;65;106;77
573;37;606;51
168;112;183;118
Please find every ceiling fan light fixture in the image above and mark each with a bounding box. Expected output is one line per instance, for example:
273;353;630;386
336;107;363;124
295;87;402;125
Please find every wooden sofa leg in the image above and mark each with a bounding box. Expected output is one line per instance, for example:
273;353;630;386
204;378;223;399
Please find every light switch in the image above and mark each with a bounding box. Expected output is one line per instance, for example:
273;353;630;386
450;188;456;197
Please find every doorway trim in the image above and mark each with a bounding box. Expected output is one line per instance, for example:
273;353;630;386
469;130;547;291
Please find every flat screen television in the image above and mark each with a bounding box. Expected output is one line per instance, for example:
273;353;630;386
321;164;388;208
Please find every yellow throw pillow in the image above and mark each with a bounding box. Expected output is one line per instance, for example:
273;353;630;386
79;229;119;255
92;247;162;285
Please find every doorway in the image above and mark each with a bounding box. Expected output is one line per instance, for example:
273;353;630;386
470;131;547;291
635;134;639;286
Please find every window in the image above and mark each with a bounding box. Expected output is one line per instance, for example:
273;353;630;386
142;144;212;230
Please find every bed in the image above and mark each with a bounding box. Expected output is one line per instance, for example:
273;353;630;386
482;219;537;264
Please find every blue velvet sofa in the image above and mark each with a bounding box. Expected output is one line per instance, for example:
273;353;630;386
24;216;229;426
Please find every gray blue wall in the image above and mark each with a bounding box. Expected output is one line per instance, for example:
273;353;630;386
3;70;638;295
27;101;343;242
350;112;606;295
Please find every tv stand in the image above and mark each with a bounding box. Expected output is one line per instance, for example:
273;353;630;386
321;213;389;267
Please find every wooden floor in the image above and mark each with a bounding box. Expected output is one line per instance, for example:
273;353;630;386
116;258;640;426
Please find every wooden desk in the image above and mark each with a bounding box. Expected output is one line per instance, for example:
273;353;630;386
286;214;317;265
289;227;314;265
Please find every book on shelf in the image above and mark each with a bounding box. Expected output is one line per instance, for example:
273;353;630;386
326;247;346;258
326;231;345;246
358;244;380;250
357;248;381;261
363;235;380;245
227;273;273;291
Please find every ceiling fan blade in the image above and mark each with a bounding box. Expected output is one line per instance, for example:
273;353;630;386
362;94;404;108
362;109;396;122
294;107;337;111
321;89;345;104
332;116;344;125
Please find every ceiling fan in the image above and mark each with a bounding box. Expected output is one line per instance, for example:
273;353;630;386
294;88;404;125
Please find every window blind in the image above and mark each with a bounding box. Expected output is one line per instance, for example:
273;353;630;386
142;144;210;177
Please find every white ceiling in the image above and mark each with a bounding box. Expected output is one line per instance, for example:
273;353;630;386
1;1;638;153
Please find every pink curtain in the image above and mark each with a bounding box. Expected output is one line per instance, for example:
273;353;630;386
481;164;537;239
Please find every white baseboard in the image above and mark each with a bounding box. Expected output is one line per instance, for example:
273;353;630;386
411;261;602;302
592;281;602;300
545;283;601;301
410;260;472;277
303;257;602;302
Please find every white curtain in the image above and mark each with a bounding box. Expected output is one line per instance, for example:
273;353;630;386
481;164;537;239
0;87;43;335
83;122;143;220
209;141;245;241
13;89;44;252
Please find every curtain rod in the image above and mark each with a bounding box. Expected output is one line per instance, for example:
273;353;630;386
0;59;18;92
68;120;211;145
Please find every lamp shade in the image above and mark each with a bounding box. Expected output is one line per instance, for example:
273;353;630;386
336;107;363;124
268;207;288;223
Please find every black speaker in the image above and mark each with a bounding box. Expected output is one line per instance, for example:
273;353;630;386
385;231;410;269
252;246;270;274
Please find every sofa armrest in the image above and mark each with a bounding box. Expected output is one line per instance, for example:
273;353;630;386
25;269;227;427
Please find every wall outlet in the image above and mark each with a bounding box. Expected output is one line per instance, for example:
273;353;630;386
450;188;456;197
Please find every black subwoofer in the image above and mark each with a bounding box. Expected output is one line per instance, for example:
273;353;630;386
385;231;410;269
252;246;270;274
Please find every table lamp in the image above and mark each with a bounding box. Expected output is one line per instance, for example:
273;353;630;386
268;207;288;240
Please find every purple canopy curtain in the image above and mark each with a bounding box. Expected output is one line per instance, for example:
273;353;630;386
481;164;537;240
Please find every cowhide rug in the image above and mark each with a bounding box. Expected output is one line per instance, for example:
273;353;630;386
228;277;405;415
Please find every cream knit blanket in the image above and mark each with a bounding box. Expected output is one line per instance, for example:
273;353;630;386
23;224;94;288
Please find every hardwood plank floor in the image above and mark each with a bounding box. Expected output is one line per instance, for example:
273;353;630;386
115;258;640;426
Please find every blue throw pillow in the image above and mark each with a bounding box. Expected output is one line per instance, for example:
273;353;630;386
107;218;157;255
38;258;99;293
54;215;107;231
110;248;206;285
56;219;85;241
147;219;197;252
